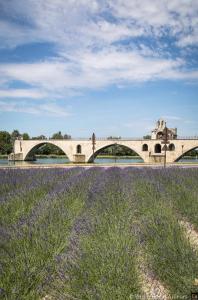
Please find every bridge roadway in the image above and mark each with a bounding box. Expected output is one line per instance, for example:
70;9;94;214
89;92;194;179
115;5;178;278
9;137;198;164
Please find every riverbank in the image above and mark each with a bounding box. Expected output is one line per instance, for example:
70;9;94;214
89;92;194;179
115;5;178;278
1;162;198;169
0;154;68;159
0;154;140;159
0;154;197;169
33;155;141;159
1;154;198;160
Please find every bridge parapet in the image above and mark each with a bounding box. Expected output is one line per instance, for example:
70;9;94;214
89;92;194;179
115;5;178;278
177;136;198;140
26;137;146;141
25;136;198;141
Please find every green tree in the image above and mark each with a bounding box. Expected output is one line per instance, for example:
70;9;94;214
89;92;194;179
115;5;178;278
107;136;121;140
0;131;12;154
99;145;137;156
63;134;71;140
11;130;21;140
187;148;198;156
32;135;47;140
143;135;151;139
51;131;63;139
22;133;30;140
35;144;65;155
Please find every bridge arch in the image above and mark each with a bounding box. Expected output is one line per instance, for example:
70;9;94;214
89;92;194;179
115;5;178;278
174;145;198;162
23;141;70;161
87;143;144;163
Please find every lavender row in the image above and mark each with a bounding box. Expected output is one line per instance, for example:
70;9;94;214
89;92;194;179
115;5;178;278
0;168;104;299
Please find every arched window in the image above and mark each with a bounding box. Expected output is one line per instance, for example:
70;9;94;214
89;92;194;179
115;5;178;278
155;144;161;153
142;144;148;151
76;144;81;154
169;143;175;151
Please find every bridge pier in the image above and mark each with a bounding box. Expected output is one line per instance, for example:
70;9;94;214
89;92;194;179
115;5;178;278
73;154;86;163
8;153;36;161
8;153;24;161
148;154;165;164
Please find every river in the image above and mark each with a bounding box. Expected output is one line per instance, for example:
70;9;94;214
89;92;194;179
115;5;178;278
0;157;198;166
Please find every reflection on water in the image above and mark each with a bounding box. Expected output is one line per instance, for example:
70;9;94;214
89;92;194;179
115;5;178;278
0;157;197;166
0;158;69;166
179;158;198;162
0;157;143;165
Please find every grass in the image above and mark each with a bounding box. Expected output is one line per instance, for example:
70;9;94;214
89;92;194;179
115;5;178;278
0;167;198;299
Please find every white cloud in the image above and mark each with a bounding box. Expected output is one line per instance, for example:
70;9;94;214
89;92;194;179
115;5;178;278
0;20;43;49
0;0;197;50
161;115;182;121
0;0;100;49
0;100;70;117
0;89;47;99
0;0;197;116
80;20;146;45
0;47;197;98
108;0;198;44
177;29;198;47
0;100;39;114
38;103;70;117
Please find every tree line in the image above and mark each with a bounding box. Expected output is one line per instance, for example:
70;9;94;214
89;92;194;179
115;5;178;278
0;130;141;157
0;130;71;155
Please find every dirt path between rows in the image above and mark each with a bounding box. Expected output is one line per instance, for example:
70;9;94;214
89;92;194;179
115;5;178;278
179;219;198;251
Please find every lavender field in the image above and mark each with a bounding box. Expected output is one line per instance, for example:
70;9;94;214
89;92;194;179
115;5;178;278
0;167;198;300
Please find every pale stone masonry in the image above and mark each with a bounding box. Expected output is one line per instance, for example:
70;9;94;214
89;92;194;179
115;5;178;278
9;120;198;164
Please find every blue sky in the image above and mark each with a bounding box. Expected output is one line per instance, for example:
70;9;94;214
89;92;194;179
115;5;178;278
0;0;197;138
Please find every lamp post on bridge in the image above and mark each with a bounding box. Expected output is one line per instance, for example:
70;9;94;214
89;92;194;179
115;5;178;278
92;133;96;163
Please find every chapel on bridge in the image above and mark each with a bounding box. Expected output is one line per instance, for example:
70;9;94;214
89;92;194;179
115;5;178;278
151;119;177;140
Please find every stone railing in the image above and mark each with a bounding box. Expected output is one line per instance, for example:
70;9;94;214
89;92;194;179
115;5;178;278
177;136;198;140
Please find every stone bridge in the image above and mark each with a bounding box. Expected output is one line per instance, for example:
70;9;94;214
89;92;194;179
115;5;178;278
9;137;198;164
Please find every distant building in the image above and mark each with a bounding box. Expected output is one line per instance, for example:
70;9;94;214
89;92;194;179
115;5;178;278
151;119;177;140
